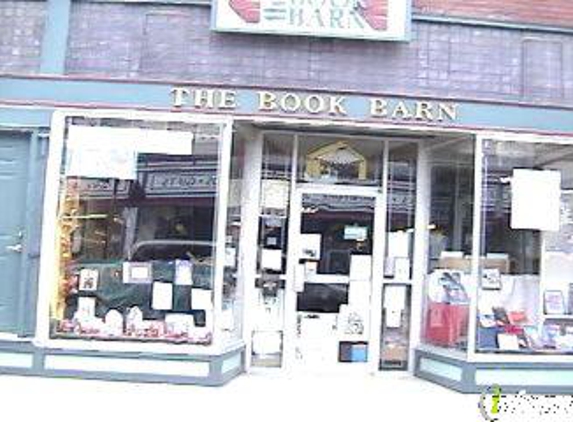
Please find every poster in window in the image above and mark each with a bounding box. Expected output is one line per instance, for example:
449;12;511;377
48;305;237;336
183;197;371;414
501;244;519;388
511;169;561;231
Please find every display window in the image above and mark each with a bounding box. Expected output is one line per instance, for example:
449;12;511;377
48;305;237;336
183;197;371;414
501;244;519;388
476;139;573;355
421;136;475;353
45;115;231;346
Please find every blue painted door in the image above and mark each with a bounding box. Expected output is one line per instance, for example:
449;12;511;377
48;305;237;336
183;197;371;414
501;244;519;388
0;132;30;332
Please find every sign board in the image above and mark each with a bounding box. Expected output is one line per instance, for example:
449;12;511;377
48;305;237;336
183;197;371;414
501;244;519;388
213;0;411;41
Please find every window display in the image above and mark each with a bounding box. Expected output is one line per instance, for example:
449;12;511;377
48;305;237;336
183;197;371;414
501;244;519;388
476;139;573;355
297;134;384;186
421;136;474;352
51;117;227;345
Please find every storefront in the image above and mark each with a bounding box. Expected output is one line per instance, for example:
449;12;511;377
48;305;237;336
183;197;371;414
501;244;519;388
1;0;573;393
0;77;572;392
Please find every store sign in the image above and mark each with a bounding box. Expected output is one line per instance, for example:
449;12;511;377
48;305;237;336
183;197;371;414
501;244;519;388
212;0;411;41
171;87;459;124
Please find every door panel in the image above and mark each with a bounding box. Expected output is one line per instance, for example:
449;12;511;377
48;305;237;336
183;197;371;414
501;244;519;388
0;132;30;332
293;192;376;370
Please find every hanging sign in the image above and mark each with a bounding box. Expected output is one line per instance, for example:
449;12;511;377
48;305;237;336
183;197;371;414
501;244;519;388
213;0;411;41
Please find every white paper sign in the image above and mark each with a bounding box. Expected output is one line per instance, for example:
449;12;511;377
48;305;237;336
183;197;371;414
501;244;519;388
175;260;193;286
66;146;137;180
77;297;96;319
300;234;321;260
349;280;370;308
261;179;290;210
349;255;372;281
344;226;368;241
511;169;561;231
388;231;410;258
191;288;212;310
261;249;283;271
151;282;173;310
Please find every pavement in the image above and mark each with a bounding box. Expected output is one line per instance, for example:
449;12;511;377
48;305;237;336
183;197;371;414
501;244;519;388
0;371;483;421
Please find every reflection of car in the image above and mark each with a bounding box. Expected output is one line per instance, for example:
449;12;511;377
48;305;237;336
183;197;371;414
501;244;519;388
129;239;214;262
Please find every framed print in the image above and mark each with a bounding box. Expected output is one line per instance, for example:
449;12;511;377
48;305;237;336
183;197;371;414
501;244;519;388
544;290;566;315
79;268;99;291
481;268;501;290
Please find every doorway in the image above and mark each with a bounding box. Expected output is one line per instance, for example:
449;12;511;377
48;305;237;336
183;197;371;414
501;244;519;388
285;186;381;372
247;130;420;373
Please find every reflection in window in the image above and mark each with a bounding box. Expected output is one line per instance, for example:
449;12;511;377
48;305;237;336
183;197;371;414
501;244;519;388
53;119;224;345
298;135;384;186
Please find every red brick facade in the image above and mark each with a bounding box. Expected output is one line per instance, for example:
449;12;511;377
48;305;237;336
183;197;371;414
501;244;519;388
414;0;573;28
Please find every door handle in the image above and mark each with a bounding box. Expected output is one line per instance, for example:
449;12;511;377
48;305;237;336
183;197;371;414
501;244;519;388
6;244;23;253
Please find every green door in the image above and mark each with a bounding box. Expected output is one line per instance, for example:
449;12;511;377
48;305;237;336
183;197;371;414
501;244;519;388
0;132;30;332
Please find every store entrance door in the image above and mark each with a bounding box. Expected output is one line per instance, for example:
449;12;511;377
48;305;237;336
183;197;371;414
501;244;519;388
285;186;383;373
0;132;31;333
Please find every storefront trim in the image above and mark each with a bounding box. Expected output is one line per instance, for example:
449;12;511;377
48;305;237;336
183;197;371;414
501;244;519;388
2;76;573;135
0;339;244;386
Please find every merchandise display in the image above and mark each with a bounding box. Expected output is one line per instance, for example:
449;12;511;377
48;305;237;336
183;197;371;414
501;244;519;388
49;121;227;346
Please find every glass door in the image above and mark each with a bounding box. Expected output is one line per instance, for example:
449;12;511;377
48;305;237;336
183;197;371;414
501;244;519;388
285;186;382;372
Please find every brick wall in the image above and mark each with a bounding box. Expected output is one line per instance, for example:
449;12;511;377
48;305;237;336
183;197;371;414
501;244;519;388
0;1;46;73
415;0;573;29
65;3;573;107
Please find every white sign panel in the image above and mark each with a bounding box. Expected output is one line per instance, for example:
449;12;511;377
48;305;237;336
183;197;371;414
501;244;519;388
213;0;411;41
511;169;561;232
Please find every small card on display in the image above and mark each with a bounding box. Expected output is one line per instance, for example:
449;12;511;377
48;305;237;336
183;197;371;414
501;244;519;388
151;282;173;311
174;260;193;286
79;268;99;291
123;262;153;284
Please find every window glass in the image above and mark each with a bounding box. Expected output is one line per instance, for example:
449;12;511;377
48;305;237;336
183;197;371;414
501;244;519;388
52;118;225;345
421;136;474;353
251;132;293;367
477;139;573;355
222;132;246;342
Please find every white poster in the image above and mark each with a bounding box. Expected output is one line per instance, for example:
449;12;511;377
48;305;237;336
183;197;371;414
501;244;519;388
300;234;321;260
151;282;173;310
388;231;410;258
175;260;193;286
261;179;290;210
511;169;561;231
191;288;212;310
261;248;283;271
66;145;138;181
65;125;194;180
349;255;372;281
349;280;370;309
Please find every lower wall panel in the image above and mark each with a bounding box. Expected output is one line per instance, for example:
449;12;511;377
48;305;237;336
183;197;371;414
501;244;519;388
415;348;573;394
0;341;245;386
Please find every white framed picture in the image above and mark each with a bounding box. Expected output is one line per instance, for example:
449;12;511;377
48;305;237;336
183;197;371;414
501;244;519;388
79;268;99;291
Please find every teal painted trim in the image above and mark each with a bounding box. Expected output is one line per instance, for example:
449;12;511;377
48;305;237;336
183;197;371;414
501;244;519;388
0;340;245;386
0;108;52;128
1;77;573;135
414;13;573;36
40;0;72;74
16;131;37;337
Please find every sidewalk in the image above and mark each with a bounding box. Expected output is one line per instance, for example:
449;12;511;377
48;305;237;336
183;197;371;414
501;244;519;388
0;372;483;422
